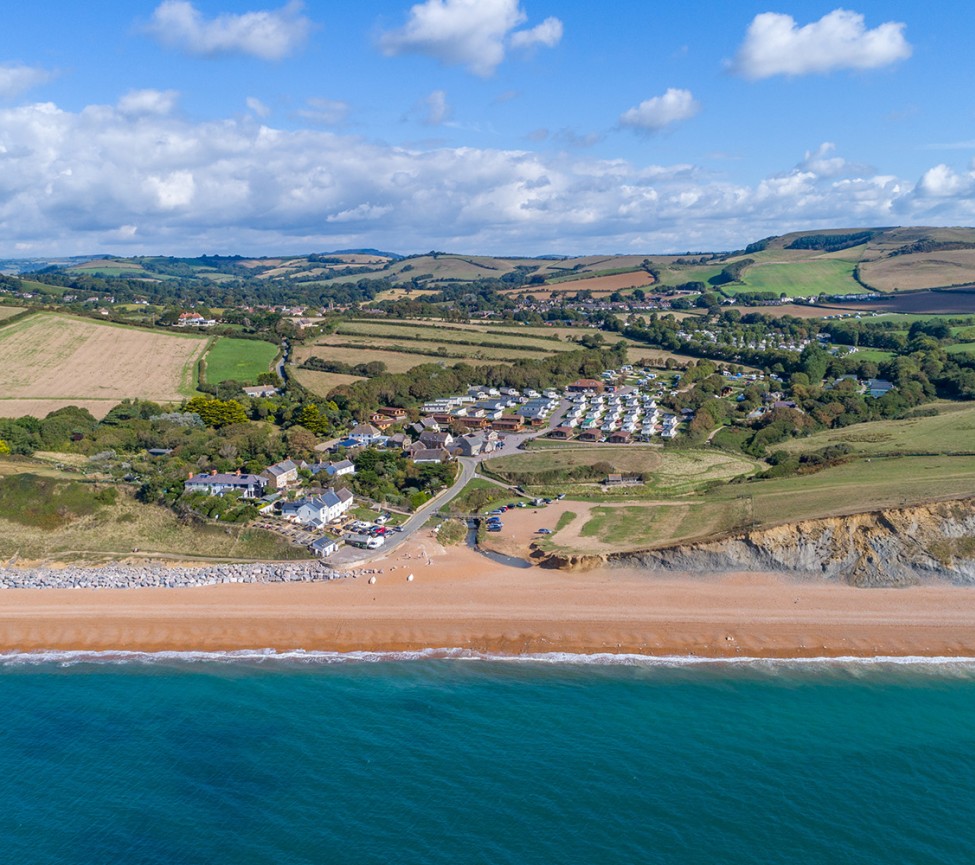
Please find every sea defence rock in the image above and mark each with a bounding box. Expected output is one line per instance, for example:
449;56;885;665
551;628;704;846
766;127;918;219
0;561;384;590
533;499;975;587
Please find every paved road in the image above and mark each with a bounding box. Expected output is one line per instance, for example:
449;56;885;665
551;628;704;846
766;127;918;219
331;400;569;565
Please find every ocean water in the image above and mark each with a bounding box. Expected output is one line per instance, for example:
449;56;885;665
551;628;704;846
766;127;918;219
2;653;975;865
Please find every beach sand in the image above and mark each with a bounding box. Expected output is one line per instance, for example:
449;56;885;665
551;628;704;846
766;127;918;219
1;533;974;658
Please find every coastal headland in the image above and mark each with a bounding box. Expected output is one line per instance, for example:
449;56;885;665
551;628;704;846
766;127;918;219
2;533;975;659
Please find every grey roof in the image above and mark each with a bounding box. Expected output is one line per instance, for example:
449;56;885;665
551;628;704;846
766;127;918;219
265;459;299;477
411;448;448;462
186;472;265;487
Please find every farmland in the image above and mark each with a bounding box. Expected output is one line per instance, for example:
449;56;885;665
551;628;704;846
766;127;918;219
732;259;860;297
778;401;975;457
0;313;207;418
291;368;365;395
203;337;278;385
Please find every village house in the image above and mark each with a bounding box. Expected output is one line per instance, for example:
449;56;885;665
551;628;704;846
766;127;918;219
174;312;216;327
262;458;301;490
411;448;451;464
184;471;267;498
568;378;605;393
377;407;408;420
325;459;356;478
281;488;354;528
547;426;575;440
418;430;454;450
368;414;398;431
607;431;631;444
242;385;280;398
348;423;382;446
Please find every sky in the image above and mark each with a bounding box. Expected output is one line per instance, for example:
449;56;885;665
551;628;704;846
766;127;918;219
2;0;975;257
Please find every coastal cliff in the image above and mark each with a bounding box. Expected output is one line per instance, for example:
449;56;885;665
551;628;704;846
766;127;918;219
536;500;975;587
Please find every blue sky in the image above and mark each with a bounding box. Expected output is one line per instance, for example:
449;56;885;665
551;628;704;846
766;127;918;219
2;0;975;256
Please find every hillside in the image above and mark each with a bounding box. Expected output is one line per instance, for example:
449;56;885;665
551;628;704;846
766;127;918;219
3;226;975;309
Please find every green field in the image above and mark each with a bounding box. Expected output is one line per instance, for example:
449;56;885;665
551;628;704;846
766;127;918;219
779;402;975;456
545;453;975;554
486;446;759;498
204;338;278;385
733;260;860;297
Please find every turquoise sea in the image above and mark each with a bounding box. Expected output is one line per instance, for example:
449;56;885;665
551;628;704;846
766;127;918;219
2;652;975;864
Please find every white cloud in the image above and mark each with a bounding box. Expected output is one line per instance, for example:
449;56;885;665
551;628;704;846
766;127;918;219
619;88;699;133
1;100;974;256
246;96;271;117
117;89;179;116
731;9;912;79
144;0;312;60
297;98;350;126
510;16;563;50
0;64;55;100
379;0;561;76
917;164;971;198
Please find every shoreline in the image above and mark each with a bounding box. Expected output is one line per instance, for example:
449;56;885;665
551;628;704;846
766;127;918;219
2;535;974;660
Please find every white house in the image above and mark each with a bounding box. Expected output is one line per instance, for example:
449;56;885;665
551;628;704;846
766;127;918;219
348;423;382;446
282;488;354;527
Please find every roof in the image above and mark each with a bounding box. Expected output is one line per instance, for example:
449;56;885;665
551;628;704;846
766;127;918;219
350;423;381;436
186;472;265;486
265;459;299;477
412;448;448;462
309;537;338;552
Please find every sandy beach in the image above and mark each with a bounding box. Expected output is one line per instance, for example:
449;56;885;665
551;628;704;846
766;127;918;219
1;532;975;658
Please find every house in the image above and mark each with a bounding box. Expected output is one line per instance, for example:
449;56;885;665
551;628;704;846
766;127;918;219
607;431;631;444
548;426;575;440
866;378;894;399
385;433;413;451
568;379;605;393
455;431;498;457
578;429;602;442
175;312;216;327
369;414;398;431
262;459;300;490
308;537;340;558
349;423;382;446
282;488;354;527
411;448;450;464
419;430;455;450
377;407;408;419
184;471;266;498
325;459;356;478
242;385;280;398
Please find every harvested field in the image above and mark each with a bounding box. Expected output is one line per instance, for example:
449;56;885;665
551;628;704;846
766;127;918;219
531;271;654;294
291;368;365;396
0;306;27;320
0;399;123;420
295;343;451;372
335;321;573;353
0;313;206;418
859;250;975;292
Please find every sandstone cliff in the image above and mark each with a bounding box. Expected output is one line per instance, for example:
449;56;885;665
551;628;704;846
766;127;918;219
537;500;975;587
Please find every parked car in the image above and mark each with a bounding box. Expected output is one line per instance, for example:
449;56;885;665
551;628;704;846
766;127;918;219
487;525;502;532
537;528;552;534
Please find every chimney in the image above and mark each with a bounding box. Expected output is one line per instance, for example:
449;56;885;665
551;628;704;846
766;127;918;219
211;469;217;476
236;469;241;476
188;470;194;479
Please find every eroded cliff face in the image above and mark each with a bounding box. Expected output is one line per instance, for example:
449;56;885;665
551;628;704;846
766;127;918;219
536;500;975;587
